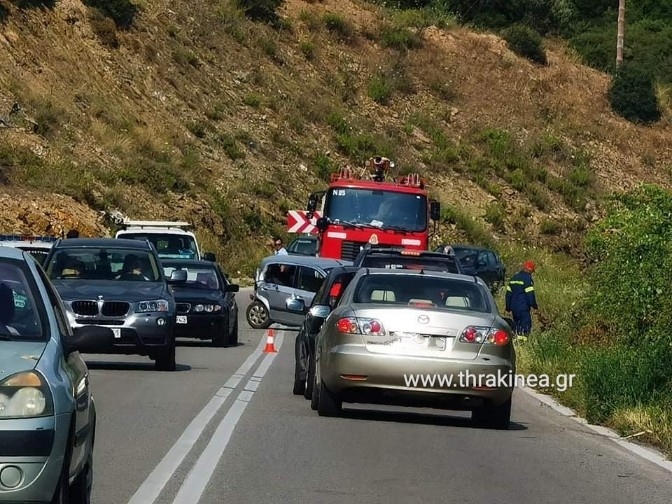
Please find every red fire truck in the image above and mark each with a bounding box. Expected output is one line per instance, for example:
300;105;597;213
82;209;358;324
287;156;441;261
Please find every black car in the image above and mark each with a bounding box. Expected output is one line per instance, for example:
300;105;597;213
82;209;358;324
43;238;181;370
435;244;506;293
286;265;360;400
287;235;319;256
352;245;463;274
161;259;240;347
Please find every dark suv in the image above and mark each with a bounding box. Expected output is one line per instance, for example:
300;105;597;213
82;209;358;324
352;245;463;274
435;244;506;293
43;238;182;370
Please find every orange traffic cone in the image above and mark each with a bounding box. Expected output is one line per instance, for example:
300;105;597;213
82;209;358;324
263;328;277;353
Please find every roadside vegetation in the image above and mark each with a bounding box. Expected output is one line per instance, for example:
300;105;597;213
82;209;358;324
375;0;672;124
446;186;672;458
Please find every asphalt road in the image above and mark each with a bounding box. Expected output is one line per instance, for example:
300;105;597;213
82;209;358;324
85;288;672;504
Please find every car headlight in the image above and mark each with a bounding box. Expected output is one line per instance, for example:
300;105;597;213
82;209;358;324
137;300;170;313
193;304;222;313
0;371;54;419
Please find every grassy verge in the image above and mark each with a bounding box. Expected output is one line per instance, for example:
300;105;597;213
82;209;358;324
494;239;672;459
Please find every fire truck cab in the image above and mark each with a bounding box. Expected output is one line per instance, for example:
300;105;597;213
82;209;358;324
304;156;441;261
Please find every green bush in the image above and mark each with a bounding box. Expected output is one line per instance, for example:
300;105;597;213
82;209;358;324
608;64;662;124
236;0;285;22
585;185;672;341
501;24;547;65
82;0;137;29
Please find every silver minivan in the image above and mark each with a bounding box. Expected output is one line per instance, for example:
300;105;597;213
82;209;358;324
246;255;351;329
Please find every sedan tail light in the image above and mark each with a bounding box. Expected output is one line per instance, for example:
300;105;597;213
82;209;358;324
459;326;510;346
336;317;385;336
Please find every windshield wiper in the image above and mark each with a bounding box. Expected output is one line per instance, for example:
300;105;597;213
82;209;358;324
383;225;411;234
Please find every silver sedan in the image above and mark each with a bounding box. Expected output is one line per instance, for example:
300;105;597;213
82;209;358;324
312;268;516;429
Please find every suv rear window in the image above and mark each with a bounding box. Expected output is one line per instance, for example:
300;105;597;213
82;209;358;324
359;255;460;273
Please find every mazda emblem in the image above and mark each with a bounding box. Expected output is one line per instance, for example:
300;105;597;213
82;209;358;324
418;315;429;324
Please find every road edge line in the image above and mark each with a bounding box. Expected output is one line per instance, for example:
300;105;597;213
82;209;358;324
519;386;672;473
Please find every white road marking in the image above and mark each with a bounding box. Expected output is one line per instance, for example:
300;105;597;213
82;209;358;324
171;332;285;504
521;387;672;473
127;334;268;504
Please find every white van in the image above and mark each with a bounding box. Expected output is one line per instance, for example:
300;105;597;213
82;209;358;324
114;220;216;261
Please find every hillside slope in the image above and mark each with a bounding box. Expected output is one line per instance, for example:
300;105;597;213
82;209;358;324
1;0;671;274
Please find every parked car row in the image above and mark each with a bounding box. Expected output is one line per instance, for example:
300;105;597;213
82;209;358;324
250;243;517;430
0;234;240;502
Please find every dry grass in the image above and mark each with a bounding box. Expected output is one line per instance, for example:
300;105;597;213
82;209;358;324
0;0;670;274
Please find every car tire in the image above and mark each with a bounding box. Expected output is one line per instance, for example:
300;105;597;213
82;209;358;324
213;319;229;348
310;365;319;411
228;316;239;347
246;301;271;329
69;438;93;504
293;337;305;395
472;397;511;430
155;339;177;371
304;351;315;400
317;379;342;417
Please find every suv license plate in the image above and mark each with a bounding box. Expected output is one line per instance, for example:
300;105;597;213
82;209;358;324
177;315;187;324
112;328;121;339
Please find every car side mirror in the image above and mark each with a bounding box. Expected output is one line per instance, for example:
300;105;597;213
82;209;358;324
226;284;240;293
67;326;117;355
430;200;441;221
203;252;216;262
168;269;188;283
316;217;329;232
287;297;306;313
308;304;331;319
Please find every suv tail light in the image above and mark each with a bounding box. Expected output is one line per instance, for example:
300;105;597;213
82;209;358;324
336;317;385;336
459;326;510;346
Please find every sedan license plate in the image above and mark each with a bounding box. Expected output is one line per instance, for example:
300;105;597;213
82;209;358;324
177;315;188;324
393;333;446;351
112;328;121;339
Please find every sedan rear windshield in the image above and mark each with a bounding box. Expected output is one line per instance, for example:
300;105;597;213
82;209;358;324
360;256;460;273
353;274;491;312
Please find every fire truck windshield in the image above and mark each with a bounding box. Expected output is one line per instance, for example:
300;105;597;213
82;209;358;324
324;188;427;232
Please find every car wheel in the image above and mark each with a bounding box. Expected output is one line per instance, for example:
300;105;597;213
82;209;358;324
51;455;70;504
304;351;315;400
246;301;271;329
472;397;511;430
213;318;229;348
228;316;239;347
310;362;319;411
155;340;177;371
293;337;305;395
317;379;342;417
69;441;93;504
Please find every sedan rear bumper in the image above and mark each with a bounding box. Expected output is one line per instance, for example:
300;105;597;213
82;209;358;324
321;345;514;408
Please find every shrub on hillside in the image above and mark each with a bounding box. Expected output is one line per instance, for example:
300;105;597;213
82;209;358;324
236;0;285;22
82;0;137;29
501;24;547;65
608;64;662;124
585;184;672;342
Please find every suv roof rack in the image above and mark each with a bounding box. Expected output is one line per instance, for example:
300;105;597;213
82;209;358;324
0;234;59;243
118;220;193;231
